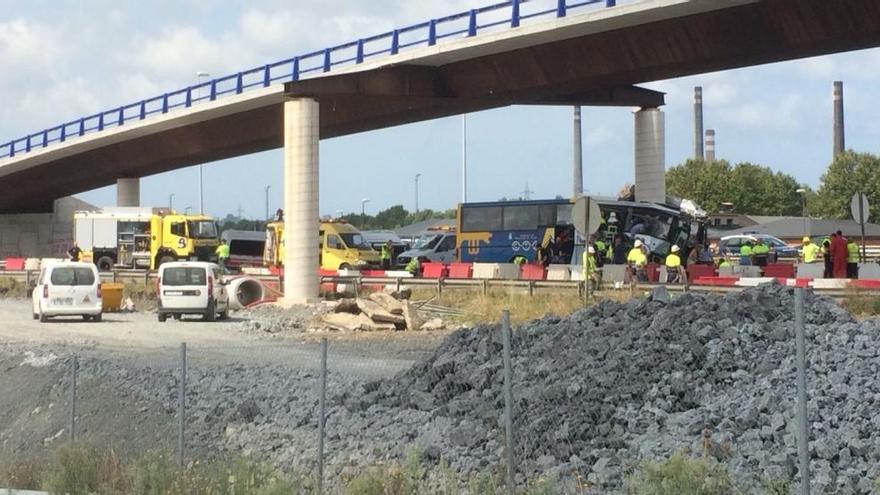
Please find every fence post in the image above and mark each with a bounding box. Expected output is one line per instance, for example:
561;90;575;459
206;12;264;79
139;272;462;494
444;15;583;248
316;338;328;494
25;270;31;289
177;342;187;468
794;288;811;494
501;310;516;495
69;355;78;442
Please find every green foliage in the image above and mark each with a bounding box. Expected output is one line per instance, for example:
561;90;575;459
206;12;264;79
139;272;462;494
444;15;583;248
0;277;26;298
45;445;100;495
344;205;456;231
0;456;43;490
813;151;880;220
625;453;733;495
666;159;803;215
762;477;791;495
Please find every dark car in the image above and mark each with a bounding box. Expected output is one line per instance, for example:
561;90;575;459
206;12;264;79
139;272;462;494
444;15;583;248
717;234;800;259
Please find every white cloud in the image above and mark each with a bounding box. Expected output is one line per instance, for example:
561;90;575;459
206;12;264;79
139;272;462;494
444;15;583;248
586;126;618;147
0;18;64;75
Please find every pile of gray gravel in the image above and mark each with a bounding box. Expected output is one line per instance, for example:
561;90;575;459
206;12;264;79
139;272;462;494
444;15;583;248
235;303;327;336
36;284;880;493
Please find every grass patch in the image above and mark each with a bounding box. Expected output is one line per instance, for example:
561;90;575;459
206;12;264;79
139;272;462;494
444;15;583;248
412;286;637;326
123;279;158;310
840;287;880;317
0;276;27;298
3;445;302;495
625;453;733;495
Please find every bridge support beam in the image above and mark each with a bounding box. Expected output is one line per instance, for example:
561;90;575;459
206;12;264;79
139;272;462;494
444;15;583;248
633;107;665;204
282;98;320;305
116;178;140;207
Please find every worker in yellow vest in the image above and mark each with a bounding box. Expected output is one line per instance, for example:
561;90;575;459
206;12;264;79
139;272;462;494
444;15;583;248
801;237;820;264
847;237;860;278
626;239;648;282
739;240;753;266
380;240;393;269
664;245;683;284
582;246;598;288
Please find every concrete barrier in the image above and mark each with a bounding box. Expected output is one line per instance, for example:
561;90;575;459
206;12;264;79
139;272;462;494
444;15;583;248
812;278;850;289
546;264;571;281
796;263;825;279
472;263;520;280
858;263;880;280
602;264;627;283
733;265;762;278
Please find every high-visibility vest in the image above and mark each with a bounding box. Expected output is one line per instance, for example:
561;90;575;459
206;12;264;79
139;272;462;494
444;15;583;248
719;259;731;268
405;257;420;274
665;253;681;268
215;244;230;259
740;245;752;256
848;242;860;263
380;245;391;260
627;248;647;266
595;240;607;256
582;251;596;278
802;243;820;263
752;244;770;255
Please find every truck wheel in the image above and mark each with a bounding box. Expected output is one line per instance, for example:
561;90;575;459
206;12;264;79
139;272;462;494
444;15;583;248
96;256;114;272
157;255;175;267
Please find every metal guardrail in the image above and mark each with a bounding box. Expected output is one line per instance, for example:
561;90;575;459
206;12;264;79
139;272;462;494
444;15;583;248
0;0;622;160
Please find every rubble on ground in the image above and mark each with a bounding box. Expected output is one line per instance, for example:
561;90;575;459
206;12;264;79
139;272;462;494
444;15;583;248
236;303;328;336
318;290;447;332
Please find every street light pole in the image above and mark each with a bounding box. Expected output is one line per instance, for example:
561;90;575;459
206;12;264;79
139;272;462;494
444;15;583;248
461;115;468;203
415;173;421;213
184;206;192;215
361;198;370;228
168;193;175;210
264;185;271;222
196;72;210;215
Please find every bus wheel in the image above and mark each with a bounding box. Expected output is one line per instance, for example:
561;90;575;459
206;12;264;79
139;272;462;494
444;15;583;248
339;263;352;271
96;256;114;271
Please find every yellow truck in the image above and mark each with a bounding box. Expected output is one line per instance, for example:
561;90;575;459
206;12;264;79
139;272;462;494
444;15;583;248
74;207;220;270
264;219;381;271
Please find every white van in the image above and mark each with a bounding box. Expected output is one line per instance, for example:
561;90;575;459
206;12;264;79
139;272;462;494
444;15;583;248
157;262;229;322
32;262;102;322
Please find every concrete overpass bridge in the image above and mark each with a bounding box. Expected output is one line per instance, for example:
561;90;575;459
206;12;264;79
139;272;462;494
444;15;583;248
2;0;879;301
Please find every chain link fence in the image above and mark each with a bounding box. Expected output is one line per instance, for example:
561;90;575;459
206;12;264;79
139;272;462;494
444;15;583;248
4;285;876;494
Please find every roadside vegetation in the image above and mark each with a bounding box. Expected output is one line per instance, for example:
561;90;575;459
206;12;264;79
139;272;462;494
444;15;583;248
840;287;880;317
411;286;639;326
0;445;807;495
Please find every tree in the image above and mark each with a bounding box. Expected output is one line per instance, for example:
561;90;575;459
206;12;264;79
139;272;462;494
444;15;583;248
666;159;803;215
813;151;880;220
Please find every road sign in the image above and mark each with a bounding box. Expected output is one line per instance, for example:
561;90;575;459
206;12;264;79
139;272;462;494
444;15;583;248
572;196;602;237
850;192;870;224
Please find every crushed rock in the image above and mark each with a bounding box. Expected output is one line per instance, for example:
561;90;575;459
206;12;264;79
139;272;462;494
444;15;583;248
236;303;329;336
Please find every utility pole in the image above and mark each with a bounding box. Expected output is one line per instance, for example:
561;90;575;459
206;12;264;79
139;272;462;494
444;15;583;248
414;173;421;213
573;106;583;196
264;185;271;222
461;114;468;203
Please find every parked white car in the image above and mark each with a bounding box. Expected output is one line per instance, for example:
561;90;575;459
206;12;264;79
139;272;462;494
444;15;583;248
157;262;229;322
32;262;103;322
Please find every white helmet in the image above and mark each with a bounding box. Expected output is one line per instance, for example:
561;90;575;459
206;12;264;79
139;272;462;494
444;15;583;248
588;246;596;254
634;239;643;248
671;245;680;252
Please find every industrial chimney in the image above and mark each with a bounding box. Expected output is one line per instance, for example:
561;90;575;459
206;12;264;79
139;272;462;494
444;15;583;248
833;81;845;158
705;129;716;161
694;86;704;159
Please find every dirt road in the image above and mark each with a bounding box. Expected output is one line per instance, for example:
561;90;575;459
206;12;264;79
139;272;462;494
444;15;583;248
0;299;449;379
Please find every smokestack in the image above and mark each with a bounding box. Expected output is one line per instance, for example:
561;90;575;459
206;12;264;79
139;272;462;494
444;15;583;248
705;129;716;161
833;81;845;158
573;106;583;196
694;86;704;159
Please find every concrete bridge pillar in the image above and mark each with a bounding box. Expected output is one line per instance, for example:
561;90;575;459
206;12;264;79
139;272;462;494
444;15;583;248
282;98;320;305
633;107;665;204
116;178;140;207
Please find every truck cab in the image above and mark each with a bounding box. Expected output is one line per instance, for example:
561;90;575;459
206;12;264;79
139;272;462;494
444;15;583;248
264;219;381;271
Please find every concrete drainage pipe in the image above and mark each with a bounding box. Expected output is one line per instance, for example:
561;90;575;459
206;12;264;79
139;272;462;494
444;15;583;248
227;277;265;310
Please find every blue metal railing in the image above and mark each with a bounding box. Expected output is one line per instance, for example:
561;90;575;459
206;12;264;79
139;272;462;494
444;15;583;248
0;0;620;160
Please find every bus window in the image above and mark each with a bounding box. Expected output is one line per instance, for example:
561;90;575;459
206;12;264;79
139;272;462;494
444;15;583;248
503;206;539;230
538;204;556;226
556;204;573;225
462;206;503;232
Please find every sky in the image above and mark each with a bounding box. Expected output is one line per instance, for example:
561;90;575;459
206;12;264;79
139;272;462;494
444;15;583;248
1;0;879;219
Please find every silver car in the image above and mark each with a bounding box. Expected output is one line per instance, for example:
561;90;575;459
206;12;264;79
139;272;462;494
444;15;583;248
396;232;457;266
